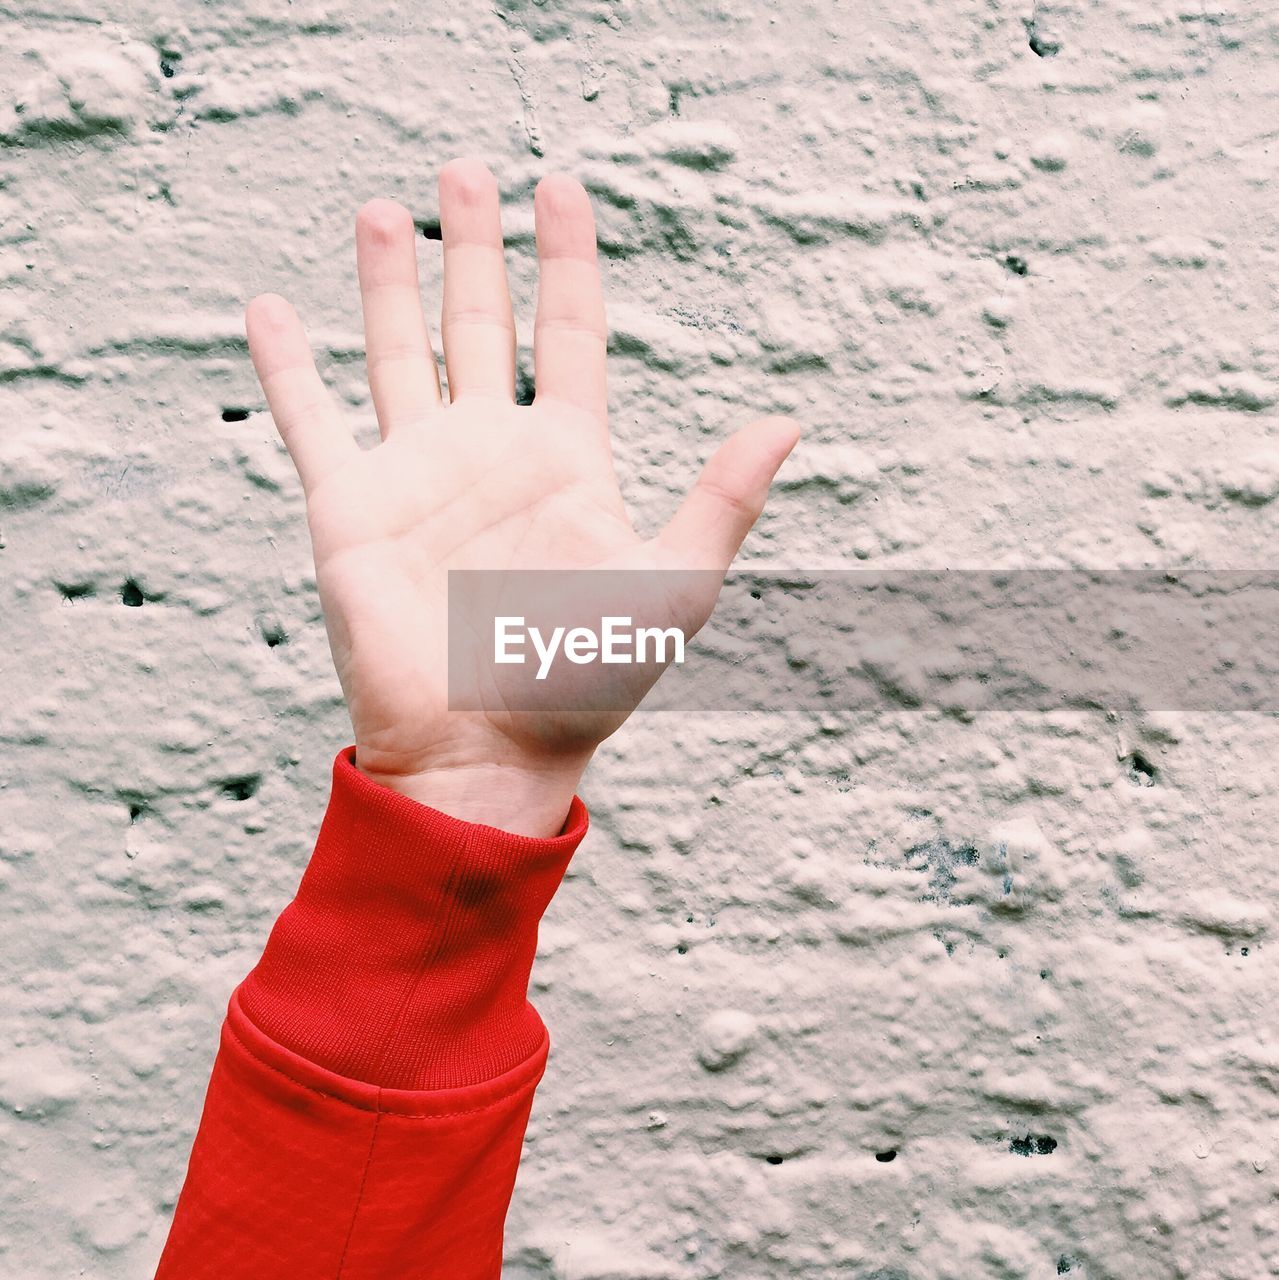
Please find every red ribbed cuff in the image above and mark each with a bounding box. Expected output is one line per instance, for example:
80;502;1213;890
236;744;588;1091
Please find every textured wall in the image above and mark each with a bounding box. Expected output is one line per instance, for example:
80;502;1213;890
2;2;1277;1277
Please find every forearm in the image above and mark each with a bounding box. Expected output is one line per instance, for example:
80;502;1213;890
155;744;588;1279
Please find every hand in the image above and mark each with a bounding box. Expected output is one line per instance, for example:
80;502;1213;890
245;158;799;835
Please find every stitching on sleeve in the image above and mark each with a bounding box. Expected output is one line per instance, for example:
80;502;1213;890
366;825;473;1085
224;1014;543;1119
335;1109;381;1279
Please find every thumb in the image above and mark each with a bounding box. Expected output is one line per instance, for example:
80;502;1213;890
657;416;801;570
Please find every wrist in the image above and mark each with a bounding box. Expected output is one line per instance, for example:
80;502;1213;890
354;747;592;838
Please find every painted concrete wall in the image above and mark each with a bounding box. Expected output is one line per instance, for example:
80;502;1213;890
1;2;1276;1277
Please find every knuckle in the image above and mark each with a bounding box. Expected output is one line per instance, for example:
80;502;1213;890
698;476;755;521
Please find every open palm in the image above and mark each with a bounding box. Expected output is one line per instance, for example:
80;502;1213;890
246;158;799;832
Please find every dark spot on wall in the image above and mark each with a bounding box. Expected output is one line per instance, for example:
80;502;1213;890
767;348;830;373
160;59;176;78
55;580;95;600
676;944;688;954
1124;750;1158;785
417;218;442;241
514;364;536;406
221;407;250;422
1057;1256;1075;1274
1241;947;1249;956
596;235;632;262
749;589;762;600
1003;254;1029;276
875;1149;897;1162
1010;1133;1058;1156
1177;385;1273;415
908;837;979;904
765;1154;784;1165
128;801;145;823
121;578;146;607
668;86;682;116
1025;19;1061;57
218;774;261;802
258;617;289;648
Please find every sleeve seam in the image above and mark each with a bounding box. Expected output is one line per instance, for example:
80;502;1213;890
224;1010;544;1119
364;823;474;1084
334;1112;381;1280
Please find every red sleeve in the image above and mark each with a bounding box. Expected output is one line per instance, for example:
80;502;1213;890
154;744;588;1280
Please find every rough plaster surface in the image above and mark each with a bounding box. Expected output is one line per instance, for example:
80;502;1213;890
1;2;1277;1277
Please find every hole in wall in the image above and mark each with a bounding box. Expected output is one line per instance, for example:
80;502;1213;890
1010;1133;1058;1156
218;774;261;802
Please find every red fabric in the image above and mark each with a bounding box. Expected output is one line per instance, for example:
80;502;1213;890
154;744;588;1279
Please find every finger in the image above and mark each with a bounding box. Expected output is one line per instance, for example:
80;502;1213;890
355;198;443;436
657;416;801;571
245;293;359;494
533;173;607;419
438;158;516;401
